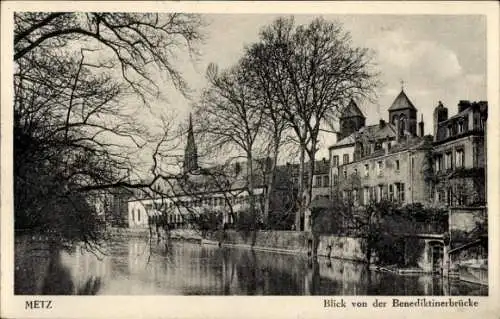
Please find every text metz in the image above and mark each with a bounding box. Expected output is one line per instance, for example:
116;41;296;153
25;300;52;309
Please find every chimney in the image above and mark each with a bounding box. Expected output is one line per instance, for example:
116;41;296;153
418;114;424;137
379;119;386;128
458;100;471;113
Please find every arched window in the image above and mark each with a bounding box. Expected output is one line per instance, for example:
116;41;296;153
399;115;406;135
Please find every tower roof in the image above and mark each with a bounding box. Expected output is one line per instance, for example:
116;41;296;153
184;113;198;173
341;99;365;118
388;90;417;112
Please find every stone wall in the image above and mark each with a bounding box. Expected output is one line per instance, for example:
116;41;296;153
449;207;486;233
15;235;52;294
209;230;311;254
316;235;367;262
212;230;371;263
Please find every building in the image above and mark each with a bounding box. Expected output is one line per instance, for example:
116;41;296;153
330;89;426;203
431;100;487;208
337;135;432;206
127;116;296;230
430;100;488;255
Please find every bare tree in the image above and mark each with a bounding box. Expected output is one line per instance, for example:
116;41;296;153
13;12;205;249
242;17;378;230
240;52;292;225
193;63;264;227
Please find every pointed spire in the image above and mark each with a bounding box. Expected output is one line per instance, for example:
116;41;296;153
188;112;193;131
184;113;198;173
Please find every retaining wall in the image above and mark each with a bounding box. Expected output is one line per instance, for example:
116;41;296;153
316;235;367;262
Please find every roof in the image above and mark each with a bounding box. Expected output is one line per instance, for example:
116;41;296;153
341;99;365;118
388;90;417;112
330;122;396;149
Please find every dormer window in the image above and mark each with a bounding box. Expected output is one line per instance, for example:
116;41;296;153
457;120;464;134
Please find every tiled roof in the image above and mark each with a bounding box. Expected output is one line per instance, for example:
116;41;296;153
388;90;417;111
357;123;397;140
388;135;433;153
330;122;396;149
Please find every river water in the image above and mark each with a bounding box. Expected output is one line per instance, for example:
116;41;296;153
15;237;487;295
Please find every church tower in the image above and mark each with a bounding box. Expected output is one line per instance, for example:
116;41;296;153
388;88;418;137
338;99;366;141
183;113;198;174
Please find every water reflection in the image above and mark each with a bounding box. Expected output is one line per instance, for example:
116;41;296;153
15;237;487;295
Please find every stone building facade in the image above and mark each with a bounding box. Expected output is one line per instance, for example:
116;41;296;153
431;100;487;208
337;137;432;207
330;89;427;205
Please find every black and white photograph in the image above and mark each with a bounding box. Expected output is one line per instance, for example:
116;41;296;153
2;1;499;318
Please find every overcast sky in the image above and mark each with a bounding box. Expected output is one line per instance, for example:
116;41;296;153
149;14;486;162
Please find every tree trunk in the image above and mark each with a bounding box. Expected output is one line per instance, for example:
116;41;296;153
263;138;279;227
295;146;305;231
304;145;316;233
246;153;256;229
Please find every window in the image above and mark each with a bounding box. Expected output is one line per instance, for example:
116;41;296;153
455;149;464;168
364;164;369;177
354;168;358;176
399;115;406;135
343;154;349;165
378;185;383;202
137;209;140;222
343;170;347;178
473;145;479;167
395;160;400;171
314;176;322;187
363;187;370;204
445;152;453;170
457;185;467;206
323;175;329;187
377;161;383;175
480;117;486;130
370;187;376;202
458;120;464;134
353;189;359;203
436;189;445;203
333;174;339;186
397;183;405;202
447;188;454;206
332;155;339;167
435;154;443;171
389;184;394;201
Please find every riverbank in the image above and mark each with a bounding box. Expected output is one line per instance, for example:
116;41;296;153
105;228;489;286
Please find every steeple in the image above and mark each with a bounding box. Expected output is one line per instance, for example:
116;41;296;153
338;99;366;140
183;113;198;173
388;87;418;137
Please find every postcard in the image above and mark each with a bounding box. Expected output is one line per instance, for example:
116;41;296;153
1;1;498;318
